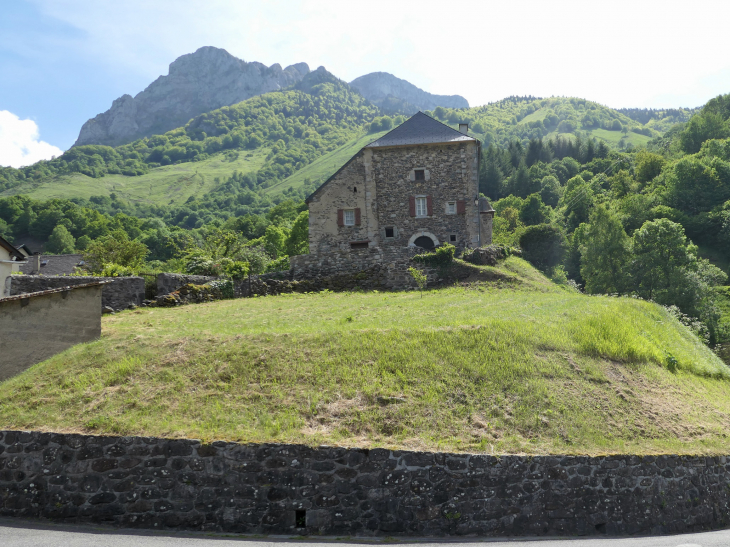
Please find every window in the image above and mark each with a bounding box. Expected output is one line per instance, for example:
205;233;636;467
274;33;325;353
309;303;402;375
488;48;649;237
350;241;368;249
449;234;457;242
415;197;427;217
385;227;395;238
446;201;456;215
344;209;355;226
414;169;425;181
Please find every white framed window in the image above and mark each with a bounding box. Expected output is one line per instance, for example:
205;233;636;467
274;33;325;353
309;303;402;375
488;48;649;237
415;197;427;217
446;201;456;215
343;209;355;226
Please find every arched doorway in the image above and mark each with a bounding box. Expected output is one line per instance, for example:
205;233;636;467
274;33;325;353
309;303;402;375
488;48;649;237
413;236;435;250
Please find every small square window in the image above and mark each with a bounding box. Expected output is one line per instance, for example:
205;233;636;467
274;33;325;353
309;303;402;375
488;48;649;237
385;227;395;238
414;169;425;181
415;197;427;217
446;201;456;215
343;209;355;226
449;234;457;242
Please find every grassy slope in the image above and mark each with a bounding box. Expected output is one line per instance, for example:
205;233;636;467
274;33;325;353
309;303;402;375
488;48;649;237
264;129;389;197
1;257;728;456
0;150;269;206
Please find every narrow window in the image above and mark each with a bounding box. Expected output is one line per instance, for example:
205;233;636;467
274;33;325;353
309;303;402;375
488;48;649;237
353;186;357;193
414;169;425;181
350;241;368;249
446;201;456;215
343;209;355;226
450;234;457;242
385;227;395;238
296;510;306;528
415;197;427;217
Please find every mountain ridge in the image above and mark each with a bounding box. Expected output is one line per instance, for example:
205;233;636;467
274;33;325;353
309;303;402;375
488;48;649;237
74;46;311;148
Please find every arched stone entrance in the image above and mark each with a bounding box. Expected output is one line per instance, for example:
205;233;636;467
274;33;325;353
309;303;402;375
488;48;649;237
408;231;440;250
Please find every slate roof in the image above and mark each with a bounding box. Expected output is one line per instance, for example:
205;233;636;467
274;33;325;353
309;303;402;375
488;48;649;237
0;236;25;261
365;111;476;148
20;254;85;275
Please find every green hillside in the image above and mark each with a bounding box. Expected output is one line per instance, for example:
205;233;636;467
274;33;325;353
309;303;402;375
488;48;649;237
1;258;728;455
1;94;670;209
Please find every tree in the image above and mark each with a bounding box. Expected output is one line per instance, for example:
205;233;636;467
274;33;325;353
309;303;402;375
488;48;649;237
83;230;149;273
286;211;309;256
263;225;288;259
519;224;566;271
635;149;665;184
540;175;561;207
579;206;631;294
46;225;76;254
519;194;550;225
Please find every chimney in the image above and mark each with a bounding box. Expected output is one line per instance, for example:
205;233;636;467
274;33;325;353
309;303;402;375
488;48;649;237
458;123;469;134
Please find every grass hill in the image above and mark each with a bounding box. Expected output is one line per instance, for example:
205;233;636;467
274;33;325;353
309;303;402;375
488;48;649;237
1;257;728;455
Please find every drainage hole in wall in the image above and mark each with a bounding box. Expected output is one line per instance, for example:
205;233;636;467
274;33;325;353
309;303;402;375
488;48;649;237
295;509;306;528
595;523;607;534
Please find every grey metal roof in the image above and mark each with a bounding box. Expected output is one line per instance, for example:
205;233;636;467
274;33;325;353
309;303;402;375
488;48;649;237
20;254;85;275
365;111;476;148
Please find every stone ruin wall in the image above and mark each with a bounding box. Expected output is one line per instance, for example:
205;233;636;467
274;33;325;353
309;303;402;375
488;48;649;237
10;276;144;311
0;430;728;538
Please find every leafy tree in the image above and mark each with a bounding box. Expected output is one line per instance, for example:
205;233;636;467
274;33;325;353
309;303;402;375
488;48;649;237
579;206;631;294
561;175;595;228
539;175;561;207
83;230;149;273
519;224;566;271
46;225;76;254
75;235;92;251
263;225;288;259
519;194;550;225
286;211;309;256
634;149;665;184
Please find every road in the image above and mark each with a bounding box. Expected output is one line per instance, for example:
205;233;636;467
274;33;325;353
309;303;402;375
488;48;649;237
0;519;728;547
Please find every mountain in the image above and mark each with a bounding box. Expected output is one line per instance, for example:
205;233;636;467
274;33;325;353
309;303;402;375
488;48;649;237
74;47;310;147
349;72;469;114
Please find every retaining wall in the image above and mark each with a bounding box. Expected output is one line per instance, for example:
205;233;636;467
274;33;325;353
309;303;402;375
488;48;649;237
10;276;144;311
156;274;218;297
0;430;728;537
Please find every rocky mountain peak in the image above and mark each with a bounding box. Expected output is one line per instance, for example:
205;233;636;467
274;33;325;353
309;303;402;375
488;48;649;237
349;72;469;114
74;47;310;147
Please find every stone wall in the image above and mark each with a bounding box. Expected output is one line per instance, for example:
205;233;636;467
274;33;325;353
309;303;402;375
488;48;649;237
10;276;144;311
156;273;218;297
0;285;102;381
0;430;728;537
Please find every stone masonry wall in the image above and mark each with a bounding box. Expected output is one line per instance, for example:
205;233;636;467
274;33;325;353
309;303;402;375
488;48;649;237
0;430;728;537
10;276;144;311
372;142;480;252
156;273;218;297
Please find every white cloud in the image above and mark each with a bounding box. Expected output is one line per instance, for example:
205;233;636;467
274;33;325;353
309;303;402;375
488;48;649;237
0;110;63;168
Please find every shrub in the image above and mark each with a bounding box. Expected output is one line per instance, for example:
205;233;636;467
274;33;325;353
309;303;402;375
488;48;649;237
412;243;456;268
519;224;566;271
99;263;136;277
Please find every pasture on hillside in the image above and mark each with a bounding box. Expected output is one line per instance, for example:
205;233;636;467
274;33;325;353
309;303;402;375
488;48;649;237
0;258;728;455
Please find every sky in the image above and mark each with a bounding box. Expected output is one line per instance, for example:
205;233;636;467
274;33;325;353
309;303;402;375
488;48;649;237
2;0;730;167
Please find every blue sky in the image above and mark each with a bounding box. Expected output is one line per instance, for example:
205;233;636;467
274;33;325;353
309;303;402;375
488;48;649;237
2;0;730;167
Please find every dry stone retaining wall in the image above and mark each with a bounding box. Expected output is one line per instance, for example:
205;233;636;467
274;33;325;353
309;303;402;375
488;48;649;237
156;273;218;297
0;430;728;537
10;276;144;311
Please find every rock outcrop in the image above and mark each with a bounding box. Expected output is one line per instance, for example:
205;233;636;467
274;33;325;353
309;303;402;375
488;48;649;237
74;47;310;147
349;72;469;114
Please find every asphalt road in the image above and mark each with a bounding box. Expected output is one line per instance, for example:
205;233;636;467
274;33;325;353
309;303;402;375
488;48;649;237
1;520;730;547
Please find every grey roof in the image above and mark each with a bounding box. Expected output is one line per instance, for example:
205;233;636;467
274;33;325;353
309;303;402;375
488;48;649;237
20;254;85;276
0;236;25;261
365;111;476;148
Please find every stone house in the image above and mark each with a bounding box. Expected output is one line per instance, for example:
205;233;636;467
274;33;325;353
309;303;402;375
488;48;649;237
305;112;494;256
0;236;27;298
19;253;85;275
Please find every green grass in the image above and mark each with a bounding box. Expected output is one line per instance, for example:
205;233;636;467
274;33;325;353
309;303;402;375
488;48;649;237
264;130;390;197
589;128;652;147
0;149;269;206
1;257;729;455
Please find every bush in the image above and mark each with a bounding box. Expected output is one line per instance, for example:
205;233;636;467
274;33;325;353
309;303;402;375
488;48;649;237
519;224;566;271
412;243;456;268
99;263;136;277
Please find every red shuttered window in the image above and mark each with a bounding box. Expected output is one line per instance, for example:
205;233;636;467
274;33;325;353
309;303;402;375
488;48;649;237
337;209;344;226
456;200;466;214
